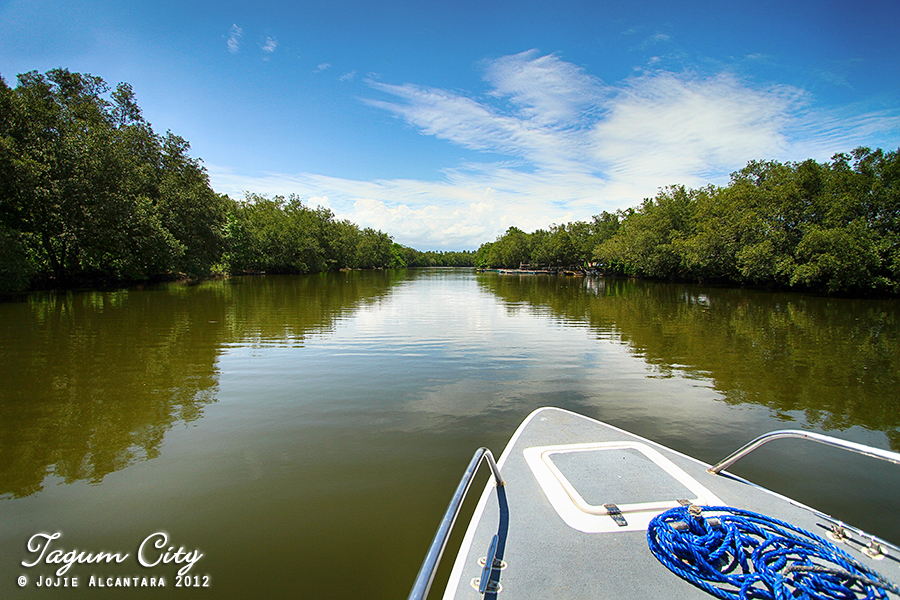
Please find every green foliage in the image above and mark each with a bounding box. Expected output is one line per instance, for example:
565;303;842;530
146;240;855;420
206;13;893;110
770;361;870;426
477;149;899;295
355;228;393;269
389;243;407;268
475;212;620;270
393;246;476;267
222;193;396;273
597;149;900;294
1;68;423;292
481;226;532;268
0;68;227;288
791;222;881;292
0;224;33;293
6;67;893;297
595;186;697;278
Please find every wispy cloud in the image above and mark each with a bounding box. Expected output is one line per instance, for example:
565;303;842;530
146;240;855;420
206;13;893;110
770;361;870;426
208;50;900;249
262;36;277;53
227;24;243;54
483;50;607;127
589;71;807;186
314;63;331;73
339;70;356;82
364;52;597;175
642;33;671;47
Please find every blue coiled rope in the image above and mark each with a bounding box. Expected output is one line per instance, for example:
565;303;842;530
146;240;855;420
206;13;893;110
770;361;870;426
647;505;900;600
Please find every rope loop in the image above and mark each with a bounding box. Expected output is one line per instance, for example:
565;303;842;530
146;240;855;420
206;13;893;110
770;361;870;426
647;505;899;600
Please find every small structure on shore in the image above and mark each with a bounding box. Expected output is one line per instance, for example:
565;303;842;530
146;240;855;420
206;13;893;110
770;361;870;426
492;263;588;276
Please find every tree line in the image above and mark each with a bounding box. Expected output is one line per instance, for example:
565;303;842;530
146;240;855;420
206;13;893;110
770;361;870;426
392;246;476;268
4;69;897;296
475;212;620;271
1;69;228;292
0;69;470;294
224;193;395;273
477;148;900;295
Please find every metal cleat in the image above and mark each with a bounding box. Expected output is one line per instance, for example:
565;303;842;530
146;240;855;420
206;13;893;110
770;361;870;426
864;537;887;560
827;523;851;543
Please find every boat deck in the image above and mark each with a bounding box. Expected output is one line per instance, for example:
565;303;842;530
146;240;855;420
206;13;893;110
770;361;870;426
442;407;900;599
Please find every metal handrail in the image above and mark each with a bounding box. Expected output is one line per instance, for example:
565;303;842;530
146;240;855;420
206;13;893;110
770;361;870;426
408;447;505;600
708;429;900;475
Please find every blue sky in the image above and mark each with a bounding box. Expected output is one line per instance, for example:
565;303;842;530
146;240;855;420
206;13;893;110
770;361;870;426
2;0;899;250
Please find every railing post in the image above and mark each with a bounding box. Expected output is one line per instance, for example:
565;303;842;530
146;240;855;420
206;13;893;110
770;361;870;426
407;448;504;600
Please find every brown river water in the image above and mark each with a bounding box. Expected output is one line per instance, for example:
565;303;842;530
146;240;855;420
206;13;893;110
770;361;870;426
1;269;898;598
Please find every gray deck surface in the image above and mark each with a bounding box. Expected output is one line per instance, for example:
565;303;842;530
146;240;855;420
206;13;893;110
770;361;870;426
442;407;900;599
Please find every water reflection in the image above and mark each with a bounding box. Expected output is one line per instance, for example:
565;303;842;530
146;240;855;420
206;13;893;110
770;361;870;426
2;270;899;598
0;272;401;498
478;275;900;449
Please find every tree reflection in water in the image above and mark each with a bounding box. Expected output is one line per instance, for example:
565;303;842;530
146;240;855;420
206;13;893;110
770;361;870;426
0;272;401;498
479;275;900;449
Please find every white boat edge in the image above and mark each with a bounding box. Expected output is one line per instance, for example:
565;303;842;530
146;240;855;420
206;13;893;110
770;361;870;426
439;405;900;600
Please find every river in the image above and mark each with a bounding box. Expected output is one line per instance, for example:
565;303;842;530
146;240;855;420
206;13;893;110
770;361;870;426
1;269;898;598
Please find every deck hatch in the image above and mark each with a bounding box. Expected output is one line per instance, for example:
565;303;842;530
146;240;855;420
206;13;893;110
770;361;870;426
524;442;723;533
550;447;694;506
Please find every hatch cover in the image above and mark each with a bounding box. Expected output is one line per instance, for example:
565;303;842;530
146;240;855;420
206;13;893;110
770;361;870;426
524;442;723;533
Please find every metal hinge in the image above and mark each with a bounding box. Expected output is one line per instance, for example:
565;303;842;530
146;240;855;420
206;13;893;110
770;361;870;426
604;503;628;527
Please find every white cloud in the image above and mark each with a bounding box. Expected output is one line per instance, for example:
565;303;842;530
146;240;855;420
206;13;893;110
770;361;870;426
227;24;243;54
208;51;900;250
308;196;331;210
589;71;807;188
364;78;589;175
640;33;672;49
262;37;277;53
314;63;331;73
483;50;607;127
